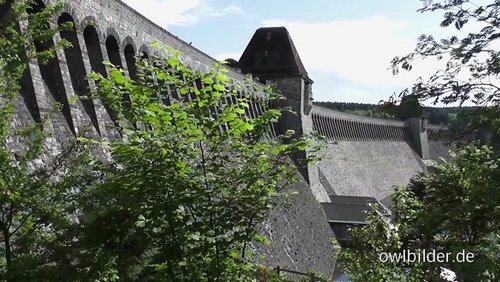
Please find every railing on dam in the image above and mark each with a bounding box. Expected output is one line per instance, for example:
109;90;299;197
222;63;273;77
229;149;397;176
310;106;410;142
274;266;330;282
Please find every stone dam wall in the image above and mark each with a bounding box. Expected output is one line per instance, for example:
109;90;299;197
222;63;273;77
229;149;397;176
4;0;458;278
5;0;337;277
304;106;449;203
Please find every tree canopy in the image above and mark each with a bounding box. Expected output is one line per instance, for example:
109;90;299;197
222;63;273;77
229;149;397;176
341;1;500;281
392;0;500;133
0;1;318;280
341;145;500;281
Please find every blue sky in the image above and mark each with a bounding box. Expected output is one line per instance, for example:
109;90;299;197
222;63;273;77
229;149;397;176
121;0;456;104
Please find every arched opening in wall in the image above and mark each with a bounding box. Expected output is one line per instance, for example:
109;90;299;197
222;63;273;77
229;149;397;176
255;98;264;118
83;25;106;76
106;36;130;107
376;124;383;140
124;44;137;80
0;0;12;25
140;51;149;70
333;119;340;140
325;116;331;139
251;98;259;118
369;123;376;140
334;118;340;139
135;51;153;87
83;25;117;122
339;119;346;140
192;78;202;101
389;126;396;140
346;120;354;140
19;68;41;123
28;0;76;136
318;115;325;137
58;13;99;134
322;116;329;137
249;99;258;119
354;122;362;140
105;35;122;68
321;116;328;138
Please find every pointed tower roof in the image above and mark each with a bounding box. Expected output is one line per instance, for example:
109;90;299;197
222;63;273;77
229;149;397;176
239;27;312;82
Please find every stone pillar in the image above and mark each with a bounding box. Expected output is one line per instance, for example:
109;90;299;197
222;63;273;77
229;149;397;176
76;29;107;137
274;76;310;181
17;19;67;155
274;76;304;135
53;28;82;137
76;27;121;140
405;117;430;160
273;76;323;198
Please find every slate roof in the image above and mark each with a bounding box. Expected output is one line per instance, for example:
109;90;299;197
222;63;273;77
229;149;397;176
321;195;390;224
238;27;312;82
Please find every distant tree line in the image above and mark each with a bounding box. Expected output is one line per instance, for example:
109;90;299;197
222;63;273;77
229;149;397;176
314;101;394;119
332;0;500;280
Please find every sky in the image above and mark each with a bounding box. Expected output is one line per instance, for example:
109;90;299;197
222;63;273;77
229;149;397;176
120;0;463;104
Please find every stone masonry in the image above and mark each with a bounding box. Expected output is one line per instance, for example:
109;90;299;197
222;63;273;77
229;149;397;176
5;0;454;279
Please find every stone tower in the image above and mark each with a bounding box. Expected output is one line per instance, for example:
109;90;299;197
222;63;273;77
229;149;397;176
239;27;314;181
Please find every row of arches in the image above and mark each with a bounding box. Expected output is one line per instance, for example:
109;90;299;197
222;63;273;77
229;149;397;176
16;1;267;138
18;1;151;136
311;113;409;141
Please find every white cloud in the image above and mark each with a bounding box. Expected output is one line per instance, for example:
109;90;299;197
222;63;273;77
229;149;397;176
213;52;242;61
122;0;202;27
222;5;244;15
261;16;442;87
121;0;244;28
189;3;244;18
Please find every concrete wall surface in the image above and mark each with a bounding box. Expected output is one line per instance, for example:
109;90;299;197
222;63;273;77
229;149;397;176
6;0;339;277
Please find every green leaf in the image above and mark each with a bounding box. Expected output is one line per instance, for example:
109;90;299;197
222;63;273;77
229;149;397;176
68;95;79;104
203;77;214;84
156;71;169;80
216;74;229;83
110;69;126;84
168;56;180;67
213;84;226;91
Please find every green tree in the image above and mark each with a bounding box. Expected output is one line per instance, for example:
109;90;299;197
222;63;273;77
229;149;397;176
1;1;315;280
64;44;316;281
341;145;500;281
342;2;500;280
391;0;500;133
0;0;101;280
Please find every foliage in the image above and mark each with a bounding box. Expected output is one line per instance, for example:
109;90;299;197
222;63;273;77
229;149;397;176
314;101;398;119
391;0;500;133
69;44;316;280
1;1;316;280
341;145;500;281
0;0;69;128
342;2;500;280
0;0;100;280
340;187;427;282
